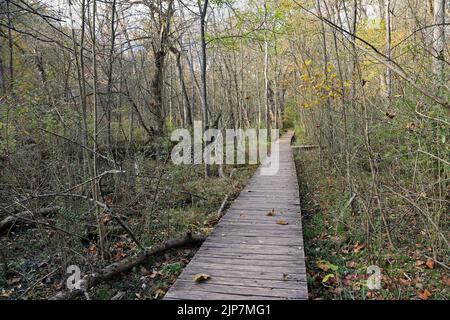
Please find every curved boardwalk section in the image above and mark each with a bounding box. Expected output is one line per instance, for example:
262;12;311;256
165;131;308;300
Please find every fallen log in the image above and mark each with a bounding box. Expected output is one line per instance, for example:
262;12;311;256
0;206;61;236
51;232;206;300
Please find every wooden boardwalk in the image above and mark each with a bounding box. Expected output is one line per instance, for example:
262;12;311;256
165;131;308;300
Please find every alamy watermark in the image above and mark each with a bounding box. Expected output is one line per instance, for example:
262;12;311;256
171;121;280;176
367;265;381;290
66;265;81;290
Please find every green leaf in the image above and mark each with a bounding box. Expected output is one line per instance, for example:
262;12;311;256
322;273;335;284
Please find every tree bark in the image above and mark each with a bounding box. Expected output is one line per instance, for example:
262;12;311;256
150;0;175;136
171;46;193;127
106;0;117;153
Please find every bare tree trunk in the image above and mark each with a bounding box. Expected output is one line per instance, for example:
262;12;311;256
69;0;90;177
385;0;393;110
172;45;193;127
106;0;117;154
0;48;5;94
346;0;358;112
168;59;173;125
432;0;446;86
355;51;395;249
118;9;153;141
239;40;250;128
232;50;241;128
263;1;270;131
256;70;262;128
149;0;175;136
199;0;210;178
152;49;166;135
329;1;354;215
91;0;108;262
6;0;14;93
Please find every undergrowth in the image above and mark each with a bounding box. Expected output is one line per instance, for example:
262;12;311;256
295;150;449;300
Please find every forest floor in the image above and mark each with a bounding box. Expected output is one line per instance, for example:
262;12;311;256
295;150;449;300
0;151;257;299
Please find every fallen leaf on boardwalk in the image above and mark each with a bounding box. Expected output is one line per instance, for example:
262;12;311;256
276;220;289;225
282;273;290;281
267;209;275;217
193;274;211;282
425;259;434;269
417;289;432;300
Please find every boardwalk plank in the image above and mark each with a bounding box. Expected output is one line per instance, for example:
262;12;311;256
165;290;284;300
193;256;303;267
177;274;306;288
169;282;307;299
187;262;305;274
181;268;305;281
